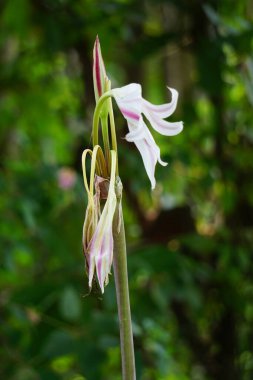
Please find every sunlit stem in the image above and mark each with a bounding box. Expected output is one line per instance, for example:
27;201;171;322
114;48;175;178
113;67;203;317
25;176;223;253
108;97;118;175
92;89;118;174
92;91;112;148
113;178;136;380
101;115;110;171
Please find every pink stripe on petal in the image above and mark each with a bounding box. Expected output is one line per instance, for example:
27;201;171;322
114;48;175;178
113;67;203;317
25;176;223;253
96;233;108;289
120;107;140;121
142;88;178;118
146;112;183;136
97;256;102;283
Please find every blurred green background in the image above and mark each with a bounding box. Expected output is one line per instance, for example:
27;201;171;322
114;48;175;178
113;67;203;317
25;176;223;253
1;0;253;379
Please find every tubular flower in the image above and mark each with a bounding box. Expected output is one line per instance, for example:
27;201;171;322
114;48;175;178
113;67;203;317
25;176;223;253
82;147;117;293
110;83;183;189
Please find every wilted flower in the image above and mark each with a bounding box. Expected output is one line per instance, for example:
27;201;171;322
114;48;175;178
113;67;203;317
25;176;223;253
82;147;117;293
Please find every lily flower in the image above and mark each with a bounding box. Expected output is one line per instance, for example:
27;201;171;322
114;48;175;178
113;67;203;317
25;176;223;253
110;83;183;189
82;147;117;293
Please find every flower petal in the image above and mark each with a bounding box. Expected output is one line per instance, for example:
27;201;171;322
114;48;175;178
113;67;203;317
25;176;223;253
142;87;183;136
112;83;183;188
95;227;114;292
88;192;116;291
142;87;179;119
143;109;183;136
151;118;183;136
126;118;167;189
86;150;117;292
124;120;146;142
112;84;142;122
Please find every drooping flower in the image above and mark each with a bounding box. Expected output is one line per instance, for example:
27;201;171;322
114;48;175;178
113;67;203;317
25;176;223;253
110;83;183;189
82;147;117;293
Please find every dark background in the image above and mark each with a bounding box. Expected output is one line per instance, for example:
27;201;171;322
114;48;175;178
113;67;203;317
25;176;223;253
1;0;253;379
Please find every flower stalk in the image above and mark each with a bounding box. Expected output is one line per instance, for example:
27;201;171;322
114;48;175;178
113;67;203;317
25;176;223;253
113;178;136;380
82;36;183;380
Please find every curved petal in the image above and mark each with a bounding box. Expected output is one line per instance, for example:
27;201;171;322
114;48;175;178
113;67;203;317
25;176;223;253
142;87;179;119
125;119;146;142
143;108;183;136
112;83;142;101
127;118;167;189
142;87;183;136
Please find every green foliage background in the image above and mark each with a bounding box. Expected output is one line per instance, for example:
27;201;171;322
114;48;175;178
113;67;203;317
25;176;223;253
1;1;253;379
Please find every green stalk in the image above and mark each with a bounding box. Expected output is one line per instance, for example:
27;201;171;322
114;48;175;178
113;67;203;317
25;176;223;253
113;178;136;380
108;98;118;175
101;115;110;172
92;91;112;147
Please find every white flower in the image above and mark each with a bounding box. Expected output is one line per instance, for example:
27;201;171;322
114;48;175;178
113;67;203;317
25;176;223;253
111;84;183;189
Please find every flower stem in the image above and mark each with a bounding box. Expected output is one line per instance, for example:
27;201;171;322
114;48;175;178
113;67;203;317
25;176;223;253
92;91;112;147
101;115;110;172
113;178;136;380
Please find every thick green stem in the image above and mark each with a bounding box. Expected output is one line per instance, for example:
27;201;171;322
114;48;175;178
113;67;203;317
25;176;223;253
113;178;136;380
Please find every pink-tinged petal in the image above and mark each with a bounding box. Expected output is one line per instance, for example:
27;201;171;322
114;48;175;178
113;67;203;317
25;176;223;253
142;87;183;136
96;228;114;293
120;107;140;121
82;201;99;281
87;232;98;288
134;138;156;189
143;109;183;136
125;120;146;142
112;83;183;188
87;187;116;291
127;118;167;189
112;84;142;124
142;87;179;119
93;36;106;101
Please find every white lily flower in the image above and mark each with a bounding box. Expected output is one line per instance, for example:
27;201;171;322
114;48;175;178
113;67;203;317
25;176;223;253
111;83;183;189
